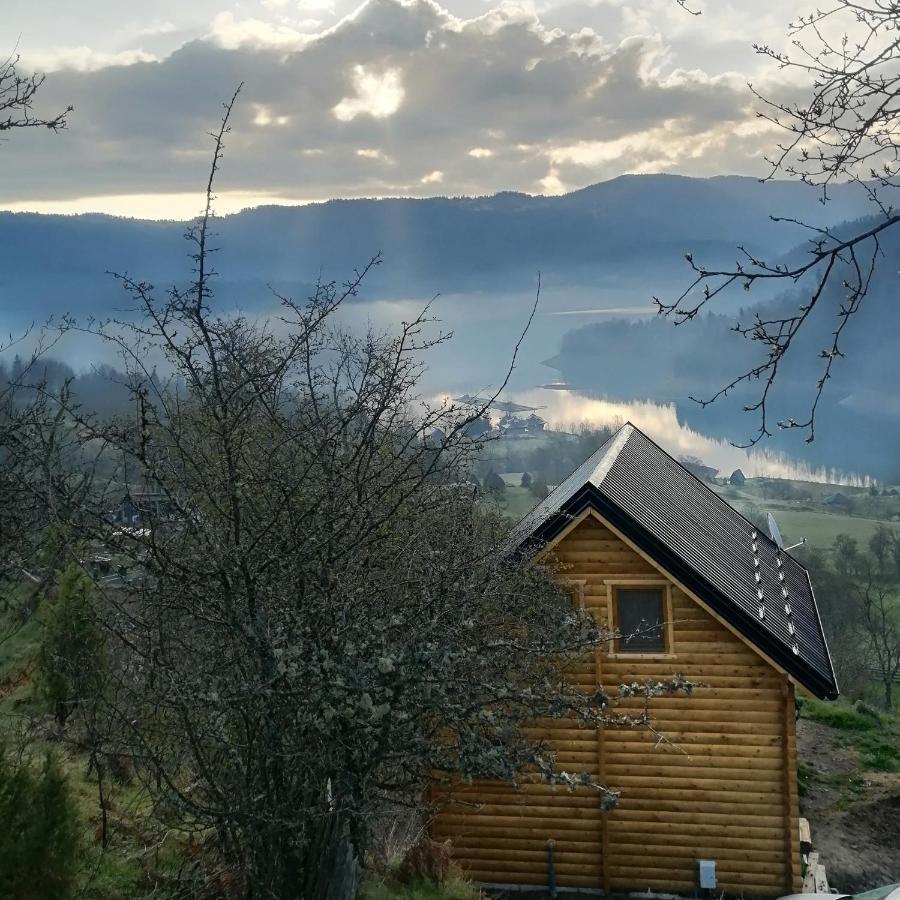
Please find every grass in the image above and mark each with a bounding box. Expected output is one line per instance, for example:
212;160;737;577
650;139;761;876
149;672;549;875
799;696;900;772
362;873;480;900
488;484;540;522
759;508;897;550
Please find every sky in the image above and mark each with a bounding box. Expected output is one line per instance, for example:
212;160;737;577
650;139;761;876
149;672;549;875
4;0;812;218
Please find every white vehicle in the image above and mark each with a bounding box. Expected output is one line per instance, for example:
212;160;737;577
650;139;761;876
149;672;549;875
780;884;900;900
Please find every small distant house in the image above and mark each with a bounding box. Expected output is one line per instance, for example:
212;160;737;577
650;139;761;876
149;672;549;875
679;455;719;483
113;486;174;525
433;423;837;896
729;468;746;486
499;413;547;436
499;413;527;435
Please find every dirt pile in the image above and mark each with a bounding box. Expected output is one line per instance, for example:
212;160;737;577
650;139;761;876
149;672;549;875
797;719;900;891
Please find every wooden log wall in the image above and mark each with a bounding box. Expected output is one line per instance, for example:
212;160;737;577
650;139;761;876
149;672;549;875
431;513;802;896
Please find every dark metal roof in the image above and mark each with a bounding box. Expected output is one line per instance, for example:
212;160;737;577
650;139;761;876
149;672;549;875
509;423;839;699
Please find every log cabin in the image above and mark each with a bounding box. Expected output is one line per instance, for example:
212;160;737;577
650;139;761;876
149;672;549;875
432;423;838;896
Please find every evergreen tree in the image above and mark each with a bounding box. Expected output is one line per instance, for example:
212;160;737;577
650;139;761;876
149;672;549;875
0;749;79;900
520;471;532;488
36;565;106;728
529;477;550;501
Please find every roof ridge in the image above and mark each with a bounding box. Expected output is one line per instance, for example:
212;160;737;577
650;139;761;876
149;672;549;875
588;422;633;487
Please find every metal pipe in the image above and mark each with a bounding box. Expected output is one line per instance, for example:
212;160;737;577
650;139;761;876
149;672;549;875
546;839;557;899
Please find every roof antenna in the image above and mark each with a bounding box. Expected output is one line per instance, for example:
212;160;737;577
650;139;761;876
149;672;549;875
767;512;806;552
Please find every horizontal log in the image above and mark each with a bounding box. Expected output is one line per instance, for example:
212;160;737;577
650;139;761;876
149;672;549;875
568;567;658;579
607;686;783;701
610;730;781;747
442;803;604;821
452;858;601;876
603;762;781;782
607;698;783;713
618;797;781;815
607;854;787;876
450;847;602;863
437;791;782;817
606;846;783;865
615;709;782;724
607;774;785;793
436;814;602;833
604;752;783;771
606;821;785;840
607;864;787;887
438;791;602;809
448;836;783;866
557;550;648;563
607;808;785;827
446;834;601;852
604;738;782;756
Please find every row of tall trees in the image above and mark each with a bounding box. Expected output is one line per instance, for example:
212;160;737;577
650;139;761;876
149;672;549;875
804;525;900;710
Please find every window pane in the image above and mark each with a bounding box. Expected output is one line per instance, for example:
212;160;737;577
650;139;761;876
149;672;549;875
616;588;665;652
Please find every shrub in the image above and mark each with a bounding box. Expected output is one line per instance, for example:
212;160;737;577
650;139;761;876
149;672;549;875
0;749;79;899
520;471;532;488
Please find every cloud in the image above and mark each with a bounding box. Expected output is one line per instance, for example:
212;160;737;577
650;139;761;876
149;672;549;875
22;46;160;73
332;65;405;121
209;12;315;50
2;0;789;213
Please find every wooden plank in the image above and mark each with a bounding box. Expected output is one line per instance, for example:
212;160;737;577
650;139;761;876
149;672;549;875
814;862;830;893
802;852;819;893
799;817;812;852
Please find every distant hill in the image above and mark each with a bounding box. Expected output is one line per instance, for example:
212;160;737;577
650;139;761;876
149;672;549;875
2;174;891;328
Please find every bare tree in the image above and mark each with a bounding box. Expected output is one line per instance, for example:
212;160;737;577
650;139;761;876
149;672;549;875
0;51;71;640
28;95;690;900
0;50;71;134
658;0;900;445
854;553;900;711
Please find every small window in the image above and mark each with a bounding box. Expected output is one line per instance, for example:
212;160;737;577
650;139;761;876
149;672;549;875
615;587;666;653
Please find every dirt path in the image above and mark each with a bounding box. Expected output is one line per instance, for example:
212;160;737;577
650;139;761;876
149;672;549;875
797;719;900;891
